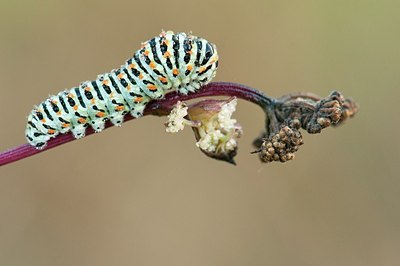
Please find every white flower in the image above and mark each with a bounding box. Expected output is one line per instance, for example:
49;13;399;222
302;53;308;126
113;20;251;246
192;98;241;153
165;101;188;133
195;129;224;152
164;97;242;164
225;138;237;151
190;97;242;164
217;98;237;130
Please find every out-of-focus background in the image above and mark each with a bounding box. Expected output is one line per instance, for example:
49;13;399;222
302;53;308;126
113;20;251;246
0;0;398;265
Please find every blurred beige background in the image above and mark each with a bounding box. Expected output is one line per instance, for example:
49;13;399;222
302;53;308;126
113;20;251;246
0;0;399;265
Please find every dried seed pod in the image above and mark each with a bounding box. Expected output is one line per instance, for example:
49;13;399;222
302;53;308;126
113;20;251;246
257;125;303;163
305;91;344;134
334;98;359;126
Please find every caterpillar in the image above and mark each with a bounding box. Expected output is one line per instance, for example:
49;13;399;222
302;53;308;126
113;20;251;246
25;30;219;149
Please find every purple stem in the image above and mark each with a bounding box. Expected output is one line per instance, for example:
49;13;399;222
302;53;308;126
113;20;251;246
0;82;273;166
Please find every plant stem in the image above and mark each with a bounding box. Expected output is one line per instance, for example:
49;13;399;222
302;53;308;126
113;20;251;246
0;82;273;166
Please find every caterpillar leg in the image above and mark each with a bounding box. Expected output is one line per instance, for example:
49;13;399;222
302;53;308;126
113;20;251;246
130;105;146;118
178;83;201;95
110;111;126;126
71;123;88;139
90;119;106;133
105;97;129;127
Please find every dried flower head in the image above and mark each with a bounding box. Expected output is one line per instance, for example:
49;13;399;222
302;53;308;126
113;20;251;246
256;124;303;163
252;90;358;164
305;91;344;134
334;98;359;126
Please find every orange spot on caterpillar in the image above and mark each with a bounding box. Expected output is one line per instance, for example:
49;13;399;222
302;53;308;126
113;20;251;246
128;64;135;69
56;111;61;116
149;61;156;69
78;117;86;124
41;119;46;123
73;105;78;111
164;51;170;58
173;69;179;75
199;66;206;73
96;112;106;117
117;73;124;79
187;65;193;71
139;73;144;79
62;123;69;128
159;76;167;83
143;50;149;56
68;93;74;98
127;85;131;91
102;80;109;85
84;87;91;91
90;98;96;104
115;106;125;111
147;84;157;91
47;129;56;134
134;97;144;103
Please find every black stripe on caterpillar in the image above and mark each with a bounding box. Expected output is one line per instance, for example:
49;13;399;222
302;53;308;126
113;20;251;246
25;30;219;149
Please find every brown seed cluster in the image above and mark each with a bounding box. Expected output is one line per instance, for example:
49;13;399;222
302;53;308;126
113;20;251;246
258;121;303;163
253;90;358;164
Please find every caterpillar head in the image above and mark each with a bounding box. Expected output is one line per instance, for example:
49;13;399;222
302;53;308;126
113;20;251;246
178;39;219;95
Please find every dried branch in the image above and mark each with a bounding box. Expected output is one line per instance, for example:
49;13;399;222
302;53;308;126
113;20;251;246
0;82;358;166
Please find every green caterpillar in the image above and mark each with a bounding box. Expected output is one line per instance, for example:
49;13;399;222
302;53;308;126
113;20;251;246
25;30;219;149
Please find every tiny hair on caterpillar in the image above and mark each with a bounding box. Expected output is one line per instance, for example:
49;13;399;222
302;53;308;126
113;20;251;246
25;30;219;149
